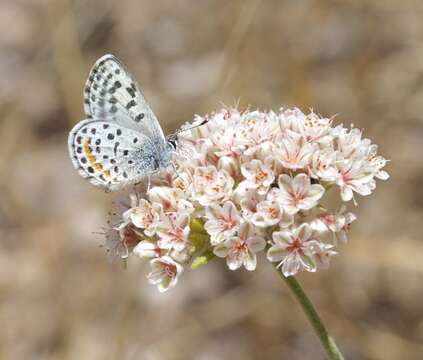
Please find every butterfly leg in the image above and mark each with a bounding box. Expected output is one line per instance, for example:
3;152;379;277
171;162;181;179
147;175;151;193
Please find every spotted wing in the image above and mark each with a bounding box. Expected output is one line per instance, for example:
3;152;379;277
83;54;166;147
68;119;159;191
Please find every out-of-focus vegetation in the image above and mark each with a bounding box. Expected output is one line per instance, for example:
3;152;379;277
0;1;422;359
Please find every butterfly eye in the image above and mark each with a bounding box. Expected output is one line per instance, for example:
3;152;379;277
167;135;178;150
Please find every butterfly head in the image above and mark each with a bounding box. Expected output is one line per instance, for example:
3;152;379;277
166;133;178;151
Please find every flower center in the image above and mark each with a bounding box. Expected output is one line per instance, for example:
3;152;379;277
289;191;304;206
124;224;141;249
341;171;351;184
287;238;302;253
255;169;268;182
162;263;176;277
234;240;248;253
268;207;279;218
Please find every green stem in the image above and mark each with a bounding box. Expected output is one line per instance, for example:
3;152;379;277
274;266;345;360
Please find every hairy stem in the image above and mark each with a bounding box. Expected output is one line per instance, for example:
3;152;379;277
274;266;345;360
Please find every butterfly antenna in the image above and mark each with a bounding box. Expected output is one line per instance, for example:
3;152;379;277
174;118;209;135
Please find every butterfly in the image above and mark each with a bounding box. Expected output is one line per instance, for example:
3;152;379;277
68;54;178;191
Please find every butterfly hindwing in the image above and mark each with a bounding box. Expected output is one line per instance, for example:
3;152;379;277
83;54;166;148
68;119;159;191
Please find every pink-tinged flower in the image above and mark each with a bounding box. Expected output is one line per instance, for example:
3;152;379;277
335;127;365;160
366;145;390;180
148;187;194;215
133;240;163;259
103;226;129;260
335;159;374;202
238;188;265;221
156;213;190;252
276;131;315;170
279;108;307;131
171;172;193;194
251;195;293;228
314;243;337;269
211;126;247;157
193;166;234;206
336;210;356;243
102;203;141;260
177;136;210;164
125;199;161;236
298;112;333;144
310;207;356;243
267;223;322;276
213;222;266;271
147;256;183;292
277;174;325;215
204;201;241;245
308;149;338;182
218;156;241;180
241;112;279;155
114;222;143;258
240;159;275;195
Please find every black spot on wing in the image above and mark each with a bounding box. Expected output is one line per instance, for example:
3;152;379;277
126;100;136;110
126;86;136;98
135;113;144;122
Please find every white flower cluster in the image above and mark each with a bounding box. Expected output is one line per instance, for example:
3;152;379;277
105;107;389;292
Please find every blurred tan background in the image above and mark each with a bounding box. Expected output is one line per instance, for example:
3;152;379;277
0;1;422;359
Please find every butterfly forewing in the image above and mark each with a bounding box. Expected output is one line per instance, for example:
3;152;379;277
68;119;159;191
84;54;166;147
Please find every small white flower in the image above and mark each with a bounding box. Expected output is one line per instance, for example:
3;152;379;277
213;222;266;271
276;131;314;170
171;172;193;194
218;156;241;180
366;146;390;180
126;199;161;236
310;206;356;243
251;190;293;228
337;211;356;243
238;189;265;221
193;166;234;206
148;187;194;215
115;221;143;256
277;174;325;214
156;212;190;252
240;159;275;195
104;226;129;260
147;256;183;292
308;149;338;182
241;112;278;156
133;240;163;259
204;201;241;245
299;112;333;144
211;125;247;157
336;127;366;160
314;243;337;269
335;159;374;202
267;223;322;276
